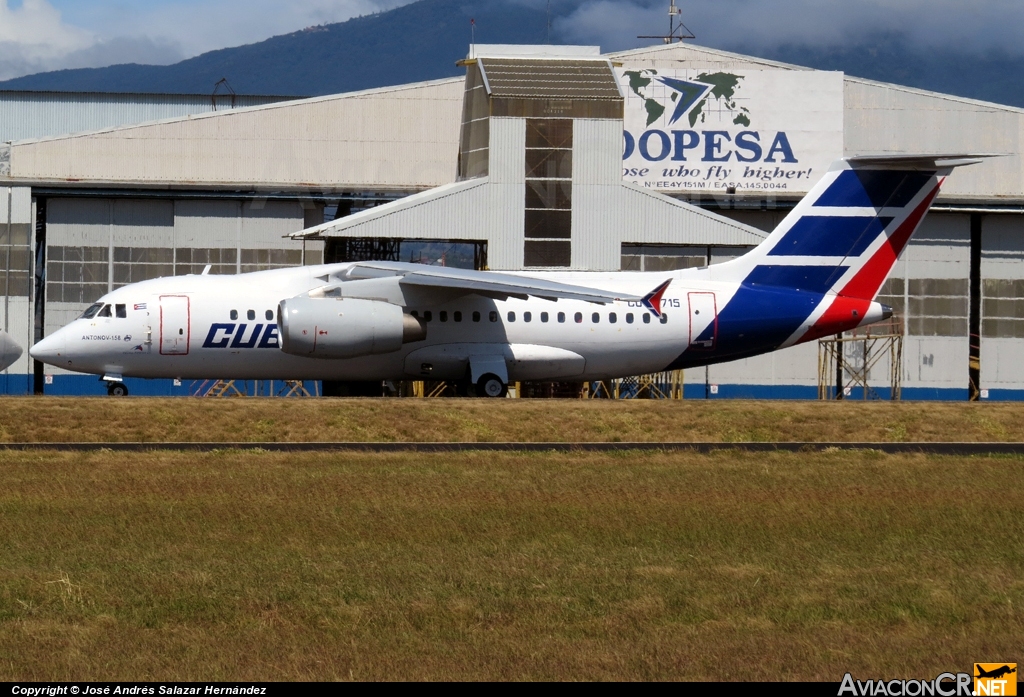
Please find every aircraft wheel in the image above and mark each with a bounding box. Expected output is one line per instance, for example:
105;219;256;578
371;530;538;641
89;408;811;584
107;382;129;397
476;373;507;398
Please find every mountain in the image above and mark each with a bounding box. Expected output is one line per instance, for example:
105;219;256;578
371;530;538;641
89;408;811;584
750;33;1024;108
0;0;556;96
1;0;1022;109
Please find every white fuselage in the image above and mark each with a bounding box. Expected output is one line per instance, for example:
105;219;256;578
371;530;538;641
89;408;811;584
35;264;709;383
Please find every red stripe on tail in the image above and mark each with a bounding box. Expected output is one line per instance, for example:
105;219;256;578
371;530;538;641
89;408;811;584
838;182;941;301
798;181;941;344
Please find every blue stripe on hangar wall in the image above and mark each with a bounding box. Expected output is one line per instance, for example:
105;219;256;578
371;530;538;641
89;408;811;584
1;374;1021;401
0;374;320;397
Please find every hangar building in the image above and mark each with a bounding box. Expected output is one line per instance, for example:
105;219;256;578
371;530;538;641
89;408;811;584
1;42;1022;399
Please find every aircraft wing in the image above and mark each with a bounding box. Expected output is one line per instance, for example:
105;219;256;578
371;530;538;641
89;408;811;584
330;261;642;304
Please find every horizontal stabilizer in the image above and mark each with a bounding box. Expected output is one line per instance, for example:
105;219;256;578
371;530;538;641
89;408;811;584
846;153;1002;170
642;279;672;318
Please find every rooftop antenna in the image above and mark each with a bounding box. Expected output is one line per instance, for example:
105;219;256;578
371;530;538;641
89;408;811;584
638;0;695;44
211;78;236;111
546;1;551;44
470;18;476;58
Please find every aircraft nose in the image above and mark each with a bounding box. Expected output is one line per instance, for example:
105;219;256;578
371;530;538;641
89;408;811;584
0;330;23;372
29;330;66;365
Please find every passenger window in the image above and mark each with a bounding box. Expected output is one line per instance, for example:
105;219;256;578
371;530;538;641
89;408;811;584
558;312;565;323
609;312;617;324
98;304;112;318
489;311;498;322
230;310;238;320
454;311;462;322
541;312;549;323
247;310;256;321
507;311;516;322
265;310;273;321
524;311;532;322
574;312;583;323
115;304;127;318
592;312;600;323
660;313;669;324
626;313;634;324
643;314;651;324
424;311;433;322
80;303;103;319
440;311;448;322
473;311;481;322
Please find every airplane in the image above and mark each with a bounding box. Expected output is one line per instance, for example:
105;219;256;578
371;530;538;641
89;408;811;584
975;665;1016;680
29;154;983;397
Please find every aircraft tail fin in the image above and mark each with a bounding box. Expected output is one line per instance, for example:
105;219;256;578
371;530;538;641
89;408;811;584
713;155;991;302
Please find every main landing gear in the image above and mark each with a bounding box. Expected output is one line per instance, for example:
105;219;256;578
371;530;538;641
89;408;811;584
476;372;508;398
106;381;129;397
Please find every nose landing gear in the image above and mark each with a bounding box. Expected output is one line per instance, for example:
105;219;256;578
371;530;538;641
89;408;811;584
102;373;129;396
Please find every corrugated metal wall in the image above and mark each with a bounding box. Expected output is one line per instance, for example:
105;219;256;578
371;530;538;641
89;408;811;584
40;197;318;379
844;79;1024;201
5;79;464;191
0;186;33;392
0;91;292;144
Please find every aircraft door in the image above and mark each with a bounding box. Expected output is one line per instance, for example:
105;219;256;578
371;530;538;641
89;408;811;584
687;292;717;349
159;295;190;355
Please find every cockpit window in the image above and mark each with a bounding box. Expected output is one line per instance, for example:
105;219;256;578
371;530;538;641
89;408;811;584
115;304;127;318
80;303;103;319
98;304;112;318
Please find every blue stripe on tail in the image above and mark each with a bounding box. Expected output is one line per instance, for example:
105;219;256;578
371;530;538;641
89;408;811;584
813;170;933;209
767;216;893;258
744;265;848;294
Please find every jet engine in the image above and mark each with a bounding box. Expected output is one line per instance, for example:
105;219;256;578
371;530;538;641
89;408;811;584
277;297;426;359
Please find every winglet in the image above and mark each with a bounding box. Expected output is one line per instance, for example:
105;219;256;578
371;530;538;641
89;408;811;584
641;279;672;318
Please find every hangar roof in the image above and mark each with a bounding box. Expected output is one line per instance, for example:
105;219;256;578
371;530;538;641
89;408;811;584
0;77;464;193
478;58;622;101
2;42;1022;204
0;89;298;146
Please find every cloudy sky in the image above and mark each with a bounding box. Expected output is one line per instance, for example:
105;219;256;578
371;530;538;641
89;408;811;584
1;0;1022;81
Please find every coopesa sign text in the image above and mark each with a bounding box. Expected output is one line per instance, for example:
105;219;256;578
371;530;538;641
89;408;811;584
623;129;797;163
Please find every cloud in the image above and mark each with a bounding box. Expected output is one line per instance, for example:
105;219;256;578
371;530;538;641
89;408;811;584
61;37;185;70
0;0;94;79
0;0;412;82
63;0;413;60
554;0;1024;56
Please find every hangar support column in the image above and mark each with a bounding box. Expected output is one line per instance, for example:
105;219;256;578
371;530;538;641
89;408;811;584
968;213;982;401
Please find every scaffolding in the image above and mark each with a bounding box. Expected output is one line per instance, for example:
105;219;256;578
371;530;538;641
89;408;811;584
583;371;684;399
817;322;903;400
190;379;319;397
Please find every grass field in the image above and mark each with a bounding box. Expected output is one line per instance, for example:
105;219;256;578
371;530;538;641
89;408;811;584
1;397;1023;443
1;446;1021;681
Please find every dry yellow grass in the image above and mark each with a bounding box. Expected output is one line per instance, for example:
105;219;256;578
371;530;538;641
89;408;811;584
0;448;1020;680
0;397;1022;443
